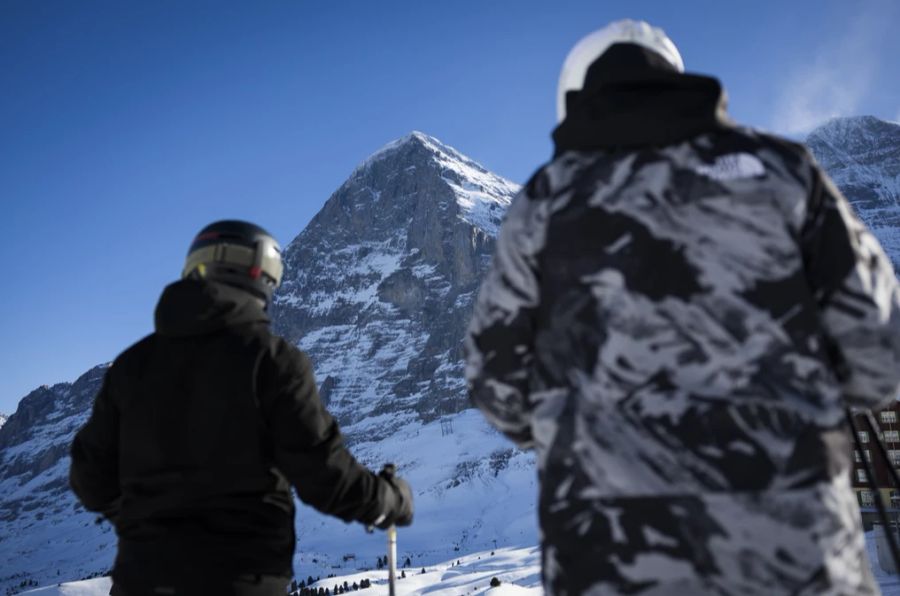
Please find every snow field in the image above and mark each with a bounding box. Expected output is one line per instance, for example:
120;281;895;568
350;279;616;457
292;411;539;577
20;547;541;596
23;534;900;596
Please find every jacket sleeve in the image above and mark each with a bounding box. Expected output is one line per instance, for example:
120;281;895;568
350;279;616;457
70;369;121;517
465;179;548;448
257;342;389;525
801;159;900;409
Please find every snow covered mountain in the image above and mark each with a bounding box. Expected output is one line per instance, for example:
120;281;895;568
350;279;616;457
271;131;517;433
0;414;7;430
2;119;899;593
805;116;900;270
0;366;115;591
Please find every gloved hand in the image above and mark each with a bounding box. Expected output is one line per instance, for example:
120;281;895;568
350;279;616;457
373;464;414;529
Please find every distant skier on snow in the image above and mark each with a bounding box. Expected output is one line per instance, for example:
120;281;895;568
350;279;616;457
465;18;900;596
70;220;413;596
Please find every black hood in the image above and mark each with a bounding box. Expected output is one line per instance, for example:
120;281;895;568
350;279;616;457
553;43;732;154
154;279;269;338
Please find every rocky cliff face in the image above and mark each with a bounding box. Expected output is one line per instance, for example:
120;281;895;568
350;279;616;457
0;365;113;589
270;132;517;432
0;366;108;512
805;116;900;269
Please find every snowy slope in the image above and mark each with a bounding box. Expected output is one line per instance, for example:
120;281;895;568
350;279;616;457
22;547;542;596
0;414;7;430
289;410;537;581
20;533;900;596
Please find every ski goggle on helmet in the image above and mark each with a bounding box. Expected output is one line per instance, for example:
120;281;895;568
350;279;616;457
182;220;284;304
556;19;684;122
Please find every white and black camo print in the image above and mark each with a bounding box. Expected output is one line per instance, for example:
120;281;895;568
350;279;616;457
465;127;900;596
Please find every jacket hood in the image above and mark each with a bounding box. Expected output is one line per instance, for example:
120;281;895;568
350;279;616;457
553;43;732;154
154;279;269;338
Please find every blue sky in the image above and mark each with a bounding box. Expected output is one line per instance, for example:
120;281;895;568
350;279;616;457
1;0;898;414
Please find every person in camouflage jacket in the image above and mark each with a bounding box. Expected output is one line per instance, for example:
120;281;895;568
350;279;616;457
465;20;900;596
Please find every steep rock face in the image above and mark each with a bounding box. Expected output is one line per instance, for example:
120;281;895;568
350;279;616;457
0;365;113;588
806;116;900;270
270;132;517;430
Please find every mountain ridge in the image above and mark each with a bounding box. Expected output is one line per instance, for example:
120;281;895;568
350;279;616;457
805;115;900;268
271;130;517;429
2;117;899;592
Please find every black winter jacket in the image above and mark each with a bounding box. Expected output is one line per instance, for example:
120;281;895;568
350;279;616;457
70;279;391;587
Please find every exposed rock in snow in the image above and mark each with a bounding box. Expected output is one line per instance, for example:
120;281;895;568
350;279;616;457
271;131;518;432
806;116;900;271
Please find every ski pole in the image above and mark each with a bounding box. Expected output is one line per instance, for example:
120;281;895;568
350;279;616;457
378;463;399;596
387;522;398;596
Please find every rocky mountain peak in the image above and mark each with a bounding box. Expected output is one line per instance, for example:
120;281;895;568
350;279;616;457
805;116;900;179
271;133;518;430
315;131;517;241
352;131;448;170
0;363;108;457
807;116;900;155
355;131;489;176
805;116;900;269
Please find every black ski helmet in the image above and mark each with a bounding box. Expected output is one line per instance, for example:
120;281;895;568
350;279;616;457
182;220;284;304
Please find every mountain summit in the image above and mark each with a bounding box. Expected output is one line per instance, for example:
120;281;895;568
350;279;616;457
805;116;900;269
271;132;518;432
351;131;515;235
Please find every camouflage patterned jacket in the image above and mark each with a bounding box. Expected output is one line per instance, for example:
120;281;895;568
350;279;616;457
465;47;900;596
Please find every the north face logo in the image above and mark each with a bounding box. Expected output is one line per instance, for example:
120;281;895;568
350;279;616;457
695;153;766;181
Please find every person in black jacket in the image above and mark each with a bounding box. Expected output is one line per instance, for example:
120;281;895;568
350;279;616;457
70;220;413;596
